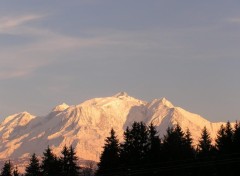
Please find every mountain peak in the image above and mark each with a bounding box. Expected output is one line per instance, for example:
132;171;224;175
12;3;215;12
0;93;229;167
114;91;129;98
159;97;174;107
149;97;174;109
52;103;69;112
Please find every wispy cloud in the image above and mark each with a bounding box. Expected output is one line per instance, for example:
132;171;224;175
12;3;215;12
0;15;43;33
0;14;111;80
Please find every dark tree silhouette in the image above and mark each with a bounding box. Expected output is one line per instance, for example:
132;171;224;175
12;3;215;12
41;146;61;176
68;146;81;176
121;122;149;165
216;122;233;154
148;123;162;162
60;145;70;176
162;124;187;160
183;128;195;158
96;129;120;176
196;127;215;176
198;126;212;157
233;121;240;152
216;125;226;152
25;153;41;176
1;160;13;176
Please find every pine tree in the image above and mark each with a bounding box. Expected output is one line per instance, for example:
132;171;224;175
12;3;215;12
148;123;161;162
120;126;131;164
97;129;120;176
233;121;240;152
183;128;195;158
216;122;233;154
120;122;150;167
231;122;240;176
68;146;81;176
215;123;234;176
162;124;186;160
60;145;70;176
41;146;61;176
1;160;13;176
161;125;196;176
216;125;226;152
25;153;41;176
225;121;233;152
198;126;212;157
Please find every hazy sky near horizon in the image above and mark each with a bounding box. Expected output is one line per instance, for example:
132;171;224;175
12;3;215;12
1;0;240;122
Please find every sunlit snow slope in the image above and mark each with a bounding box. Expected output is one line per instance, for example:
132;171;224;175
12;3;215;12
0;92;228;162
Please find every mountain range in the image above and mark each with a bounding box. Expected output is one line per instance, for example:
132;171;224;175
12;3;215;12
0;92;228;163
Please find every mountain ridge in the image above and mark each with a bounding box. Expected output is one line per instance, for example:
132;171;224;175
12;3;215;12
0;92;231;163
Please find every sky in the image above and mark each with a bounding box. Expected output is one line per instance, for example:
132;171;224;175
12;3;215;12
0;0;240;122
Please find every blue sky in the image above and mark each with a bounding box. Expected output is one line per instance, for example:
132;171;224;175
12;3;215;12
0;0;240;122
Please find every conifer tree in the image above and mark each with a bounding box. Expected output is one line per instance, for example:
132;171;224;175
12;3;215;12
68;146;81;176
148;123;161;162
120;127;131;164
1;160;13;176
215;123;234;176
216;122;233;154
60;145;70;176
97;129;120;176
120;122;150;166
162;124;186;160
216;125;226;152
225;121;233;152
183;129;194;158
233;121;240;152
198;126;212;157
41;146;61;176
25;153;41;176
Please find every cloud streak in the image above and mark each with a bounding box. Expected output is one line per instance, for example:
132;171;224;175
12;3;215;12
0;15;44;33
0;14;111;80
1;13;239;80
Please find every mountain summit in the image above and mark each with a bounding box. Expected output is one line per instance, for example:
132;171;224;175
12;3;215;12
0;93;227;163
52;103;70;112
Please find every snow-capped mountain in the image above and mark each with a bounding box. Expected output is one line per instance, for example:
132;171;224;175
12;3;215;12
0;92;228;162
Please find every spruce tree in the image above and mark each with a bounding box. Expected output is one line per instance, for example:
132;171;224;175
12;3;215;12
25;153;41;176
216;124;226;152
231;122;240;176
196;127;215;176
198;126;212;157
41;146;61;176
60;145;70;176
183;129;194;158
233;121;240;152
1;160;13;176
162;124;186;160
225;121;233;152
97;129;120;176
120;127;131;164
148;123;161;162
120;121;150;168
216;122;233;154
215;123;234;176
68;146;81;176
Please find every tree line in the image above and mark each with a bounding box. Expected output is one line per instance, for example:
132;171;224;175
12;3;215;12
96;121;240;176
1;121;240;176
0;145;94;176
